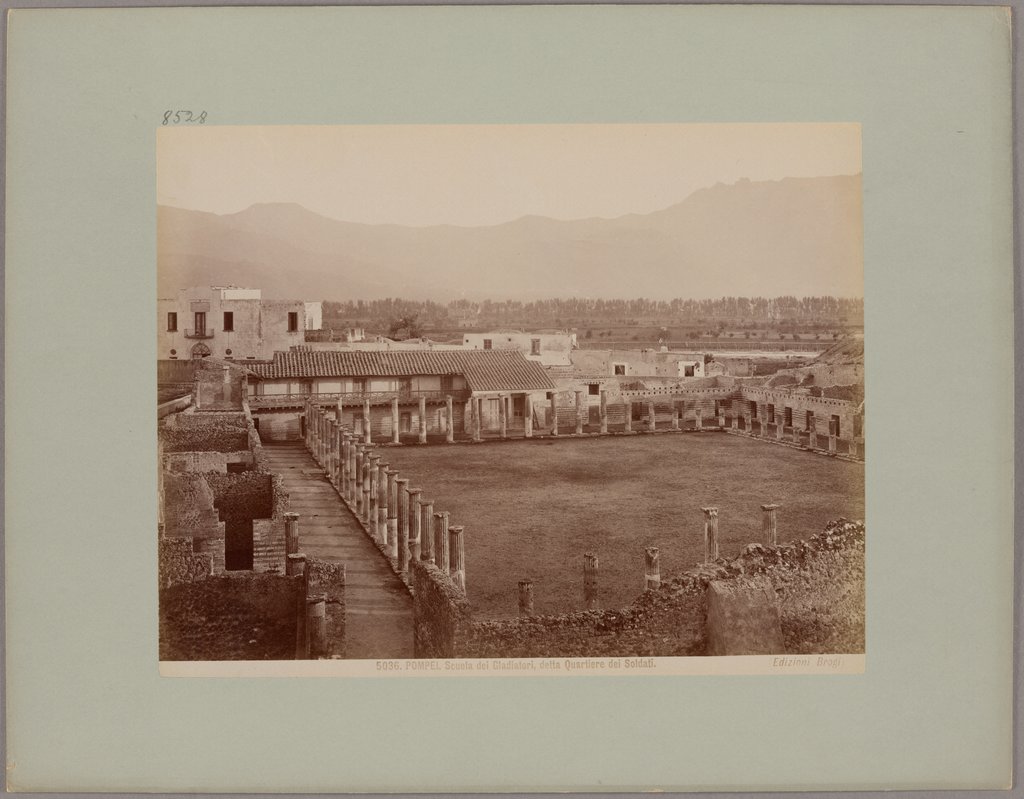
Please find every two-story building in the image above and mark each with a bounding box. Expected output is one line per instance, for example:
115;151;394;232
157;286;312;361
462;330;576;367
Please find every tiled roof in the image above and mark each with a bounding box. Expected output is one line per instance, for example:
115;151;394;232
247;349;555;393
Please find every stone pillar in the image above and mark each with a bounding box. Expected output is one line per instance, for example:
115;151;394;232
390;396;400;444
367;454;380;530
408;488;423;563
386;469;399;558
744;408;753;435
761;503;780;546
828;419;838;453
445;395;455;443
695;406;703;431
575;390;584;434
284;512;299;557
286;552;306;577
583;553;599;610
473;397;482;441
376;462;389;544
702;507;719;563
363;398;372;444
434;511;450;573
776;411;786;441
307;594;327;659
420;500;435;563
730;401;739;430
808;417;818;450
418;397;428;444
518;580;534;616
524;394;533;438
645;547;660;590
354;444;365;516
550;393;559;436
624;401;632;433
327;419;337;480
348;435;359;502
671;402;680;431
499;393;508;439
717;403;725;428
336;398;344;428
647;401;656;432
340;432;351;497
448;525;466;592
791;424;801;446
599;390;608;434
362;453;373;524
759;405;769;438
335;423;344;486
396;478;410;573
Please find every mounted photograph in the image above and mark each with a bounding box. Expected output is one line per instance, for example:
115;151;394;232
155;123;865;672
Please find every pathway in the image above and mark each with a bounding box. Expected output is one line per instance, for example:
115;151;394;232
262;441;414;659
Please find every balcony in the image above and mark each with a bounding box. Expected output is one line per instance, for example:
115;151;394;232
248;388;471;409
184;328;215;339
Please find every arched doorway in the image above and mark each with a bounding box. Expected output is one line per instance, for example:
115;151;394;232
190;342;211;359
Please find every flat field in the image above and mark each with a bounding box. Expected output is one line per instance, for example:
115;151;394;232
383;432;864;619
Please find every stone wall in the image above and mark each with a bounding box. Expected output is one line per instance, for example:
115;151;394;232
158;537;213;588
194;362;247;411
307;558;347;659
411;519;864;658
159;573;304;660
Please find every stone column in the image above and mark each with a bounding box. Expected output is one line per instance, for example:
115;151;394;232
363;398;372;444
376;461;389;544
335;424;344;486
702;507;719;563
396;478;410;573
759;404;770;438
645;547;661;590
575;390;584;434
354;444;365;516
647;401;656;432
327;419;337;480
524;394;533;438
434;511;450;573
418;397;428;443
695;406;703;431
340;432;351;497
392;396;400;444
286;552;306;577
828;419;838;453
776;411;786;441
362;453;373;524
473;397;482;441
386;469;399;558
761;503;780;546
284;512;299;557
336;398;344;429
599;390;608;434
307;594;327;659
445;395;455;443
420;500;435;563
499;393;508;439
518;580;534;616
348;435;358;502
808;417;818;450
550;393;559;436
408;488;423;563
744;407;753;435
583;553;599;610
791;423;801;446
624;401;632;433
717;402;725;428
367;454;380;530
671;402;680;431
448;525;466;592
730;401;739;430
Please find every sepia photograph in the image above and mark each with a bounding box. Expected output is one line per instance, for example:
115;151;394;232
156;123;865;670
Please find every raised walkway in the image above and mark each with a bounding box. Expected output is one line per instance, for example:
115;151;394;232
262;441;414;659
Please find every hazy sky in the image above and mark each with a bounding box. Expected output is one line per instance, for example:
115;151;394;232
157;123;861;228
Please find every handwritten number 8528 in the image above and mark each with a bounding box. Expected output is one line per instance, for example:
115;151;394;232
162;110;207;125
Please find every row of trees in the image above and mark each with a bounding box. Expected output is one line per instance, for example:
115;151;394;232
323;296;863;332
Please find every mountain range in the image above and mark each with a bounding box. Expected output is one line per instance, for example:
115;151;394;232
158;174;862;301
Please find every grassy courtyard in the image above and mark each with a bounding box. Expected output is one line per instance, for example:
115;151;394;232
382;432;865;619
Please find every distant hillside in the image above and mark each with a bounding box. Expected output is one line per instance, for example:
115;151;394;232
158;174;862;301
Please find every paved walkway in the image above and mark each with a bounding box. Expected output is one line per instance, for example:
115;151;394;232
262;442;414;659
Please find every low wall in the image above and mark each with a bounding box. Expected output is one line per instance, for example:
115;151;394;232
159;573;304;660
411;520;865;658
158;537;213;588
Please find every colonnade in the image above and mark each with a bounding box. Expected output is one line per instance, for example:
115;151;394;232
303;399;468;593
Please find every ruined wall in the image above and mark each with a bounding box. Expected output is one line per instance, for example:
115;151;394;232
159;574;304;660
161;412;251;454
411;520;864;658
307;558;347;658
194;362;247;411
158;537;213;588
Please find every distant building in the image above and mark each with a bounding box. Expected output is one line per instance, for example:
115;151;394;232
571;348;713;379
157;286;309;361
303;302;323;331
462;330;576;367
